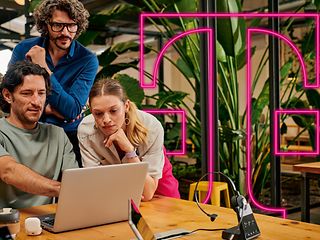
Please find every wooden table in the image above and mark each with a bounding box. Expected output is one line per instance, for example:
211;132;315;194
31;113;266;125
293;161;320;222
15;196;320;240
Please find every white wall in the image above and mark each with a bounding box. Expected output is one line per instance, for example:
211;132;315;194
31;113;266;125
0;49;12;75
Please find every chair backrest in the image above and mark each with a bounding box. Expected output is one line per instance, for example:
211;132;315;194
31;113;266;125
155;148;180;198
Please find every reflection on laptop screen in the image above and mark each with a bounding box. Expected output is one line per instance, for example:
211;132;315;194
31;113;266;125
128;199;191;240
0;227;13;240
129;199;155;240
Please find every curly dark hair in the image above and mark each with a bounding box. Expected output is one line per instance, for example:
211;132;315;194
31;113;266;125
0;61;51;113
33;0;89;39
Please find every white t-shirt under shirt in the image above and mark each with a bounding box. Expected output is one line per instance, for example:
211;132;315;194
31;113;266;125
77;110;165;179
0;118;78;208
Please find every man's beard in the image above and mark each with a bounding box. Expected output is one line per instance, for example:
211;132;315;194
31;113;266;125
53;35;73;50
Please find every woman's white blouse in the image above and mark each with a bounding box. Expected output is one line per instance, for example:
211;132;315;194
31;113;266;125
77;110;165;179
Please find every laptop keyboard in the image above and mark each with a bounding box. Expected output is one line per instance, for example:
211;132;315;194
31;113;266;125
40;214;56;227
42;218;55;226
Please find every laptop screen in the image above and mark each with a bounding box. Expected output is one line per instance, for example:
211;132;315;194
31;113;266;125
38;162;148;233
129;199;155;240
0;227;13;240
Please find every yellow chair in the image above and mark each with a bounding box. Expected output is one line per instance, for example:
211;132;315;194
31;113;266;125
188;181;231;207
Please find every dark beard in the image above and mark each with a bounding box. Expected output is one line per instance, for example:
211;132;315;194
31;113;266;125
51;35;72;51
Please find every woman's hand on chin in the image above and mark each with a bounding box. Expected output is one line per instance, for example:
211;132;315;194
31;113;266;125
103;128;134;152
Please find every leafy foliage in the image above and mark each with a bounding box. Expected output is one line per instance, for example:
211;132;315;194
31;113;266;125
77;0;320;200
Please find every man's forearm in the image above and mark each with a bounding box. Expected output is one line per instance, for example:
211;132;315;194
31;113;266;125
45;104;65;119
0;156;60;197
47;55;98;120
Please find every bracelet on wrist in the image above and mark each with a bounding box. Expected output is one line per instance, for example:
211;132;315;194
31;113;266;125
125;148;138;159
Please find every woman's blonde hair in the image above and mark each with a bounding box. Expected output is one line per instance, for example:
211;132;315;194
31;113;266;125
89;78;148;146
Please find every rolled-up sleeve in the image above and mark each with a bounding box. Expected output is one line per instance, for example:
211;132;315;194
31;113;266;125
0;145;10;158
78;135;102;167
47;55;98;120
77;116;103;167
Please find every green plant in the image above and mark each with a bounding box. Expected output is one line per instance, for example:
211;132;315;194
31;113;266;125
248;1;320;199
77;0;320;201
78;0;252;193
80;0;202;157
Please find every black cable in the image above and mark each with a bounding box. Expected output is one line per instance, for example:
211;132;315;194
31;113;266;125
194;172;216;219
193;172;240;221
157;228;226;240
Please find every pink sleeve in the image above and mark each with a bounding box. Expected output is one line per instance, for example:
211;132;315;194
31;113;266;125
155;149;180;198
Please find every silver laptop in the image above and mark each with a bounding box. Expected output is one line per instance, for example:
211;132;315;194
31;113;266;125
37;162;148;233
128;199;190;240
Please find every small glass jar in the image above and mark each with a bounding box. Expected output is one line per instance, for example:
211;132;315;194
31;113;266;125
0;208;20;239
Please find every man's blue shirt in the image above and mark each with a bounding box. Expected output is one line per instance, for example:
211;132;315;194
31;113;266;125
9;37;99;132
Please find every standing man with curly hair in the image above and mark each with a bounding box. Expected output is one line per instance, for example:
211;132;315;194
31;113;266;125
9;0;99;167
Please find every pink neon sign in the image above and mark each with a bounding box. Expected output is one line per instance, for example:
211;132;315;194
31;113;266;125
140;12;319;219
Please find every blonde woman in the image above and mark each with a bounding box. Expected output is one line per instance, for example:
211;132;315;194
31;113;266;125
78;78;180;201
